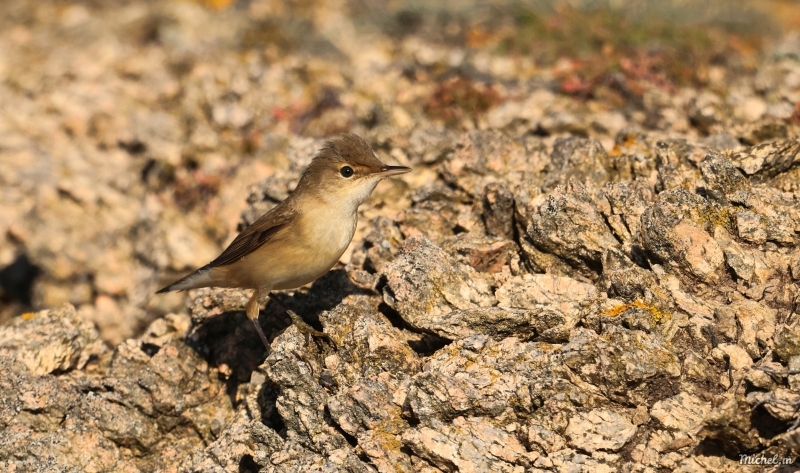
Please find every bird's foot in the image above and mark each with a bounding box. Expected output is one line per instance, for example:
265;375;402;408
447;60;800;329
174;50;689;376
285;309;336;349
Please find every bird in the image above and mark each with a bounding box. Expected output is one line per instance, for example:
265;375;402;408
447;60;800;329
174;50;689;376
157;134;411;349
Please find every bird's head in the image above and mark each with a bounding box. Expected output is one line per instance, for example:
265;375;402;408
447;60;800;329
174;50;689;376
296;134;411;210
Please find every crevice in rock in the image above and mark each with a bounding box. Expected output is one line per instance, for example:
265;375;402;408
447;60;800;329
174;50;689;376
0;253;40;308
641;375;682;405
376;301;410;331
529;124;550;137
618;422;651;464
324;405;358;448
751;405;790;440
120;139;147;155
408;334;452;356
377;302;452;355
140;342;160;357
629;245;650;270
257;381;286;437
601;213;626;246
237;454;260;473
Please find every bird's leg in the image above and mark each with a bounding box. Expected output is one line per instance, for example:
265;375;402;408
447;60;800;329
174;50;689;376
267;292;334;346
246;288;271;350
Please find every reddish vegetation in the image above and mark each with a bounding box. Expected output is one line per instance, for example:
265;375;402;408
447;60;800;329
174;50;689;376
425;75;502;126
173;167;222;211
494;5;764;105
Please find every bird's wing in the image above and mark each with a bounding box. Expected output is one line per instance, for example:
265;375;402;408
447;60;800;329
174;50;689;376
209;203;295;268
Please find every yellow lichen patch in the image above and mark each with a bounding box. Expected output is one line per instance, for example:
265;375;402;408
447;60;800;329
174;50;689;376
192;0;236;11
622;134;638;148
21;312;36;320
705;207;733;230
370;423;403;451
600;300;670;325
609;133;639;157
211;0;236;10
531;342;560;353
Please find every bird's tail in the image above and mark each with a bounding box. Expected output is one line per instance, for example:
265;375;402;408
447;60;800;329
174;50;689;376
156;265;216;293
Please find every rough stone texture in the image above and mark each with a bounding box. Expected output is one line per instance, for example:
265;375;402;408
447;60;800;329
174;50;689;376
0;306;234;472
382;236;496;338
526;181;622;277
564;409;637;452
403;416;533;472
0;303;106;375
495;273;600;342
3;1;800;472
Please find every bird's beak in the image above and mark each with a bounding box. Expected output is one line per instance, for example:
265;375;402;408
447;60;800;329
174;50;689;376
375;165;411;177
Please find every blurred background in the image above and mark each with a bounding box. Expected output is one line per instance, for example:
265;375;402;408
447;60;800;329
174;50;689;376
0;0;796;344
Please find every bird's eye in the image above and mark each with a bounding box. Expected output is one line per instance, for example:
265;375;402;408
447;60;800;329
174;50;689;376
340;166;354;178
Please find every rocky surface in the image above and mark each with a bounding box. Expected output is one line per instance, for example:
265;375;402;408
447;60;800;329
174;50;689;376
3;0;800;471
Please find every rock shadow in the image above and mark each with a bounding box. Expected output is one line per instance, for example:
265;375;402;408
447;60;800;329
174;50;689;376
185;268;371;406
0;253;40;306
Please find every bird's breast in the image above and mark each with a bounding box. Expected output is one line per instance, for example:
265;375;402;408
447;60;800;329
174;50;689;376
256;204;356;290
300;204;358;257
224;203;358;290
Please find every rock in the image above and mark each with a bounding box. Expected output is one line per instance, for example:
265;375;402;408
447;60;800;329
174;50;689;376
790;251;800;280
495;273;597;342
440;130;533;198
404;127;458;165
406;336;563;425
0;303;105;375
546;136;612;187
480;182;516;240
0;356;140;472
382;236;495;338
328;377;414;472
164;218;220;271
564;409;637;453
600;181;654;249
699;152;750;200
697;396;763;455
715;296;776;359
403;416;532;472
715;227;756;281
650;393;710;432
526;181;621;276
441;234;517;274
789;357;800;391
264;327;357;457
396;199;461;244
712;344;752;370
3;1;800;470
601;247;667;309
561;326;681;406
775;324;800;362
0;314;234;471
729;187;798;245
675;226;723;280
747;389;800;423
639;188;725;282
729;138;800;177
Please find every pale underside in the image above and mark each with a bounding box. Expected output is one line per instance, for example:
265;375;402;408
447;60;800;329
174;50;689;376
209;202;358;290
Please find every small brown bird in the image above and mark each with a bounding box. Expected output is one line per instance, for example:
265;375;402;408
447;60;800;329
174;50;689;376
157;134;410;348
